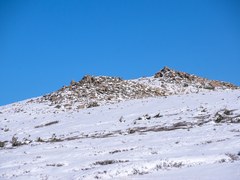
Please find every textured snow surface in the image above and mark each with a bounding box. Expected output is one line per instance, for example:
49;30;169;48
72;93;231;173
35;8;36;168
0;90;240;179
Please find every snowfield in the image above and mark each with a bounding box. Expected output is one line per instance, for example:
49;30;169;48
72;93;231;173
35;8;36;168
0;89;240;179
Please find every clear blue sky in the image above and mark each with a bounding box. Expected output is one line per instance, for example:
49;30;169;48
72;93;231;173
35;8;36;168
0;0;239;105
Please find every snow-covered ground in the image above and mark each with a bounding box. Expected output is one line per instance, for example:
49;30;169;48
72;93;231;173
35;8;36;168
0;89;240;179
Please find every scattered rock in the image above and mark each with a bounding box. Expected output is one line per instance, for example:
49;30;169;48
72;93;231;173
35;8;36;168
153;113;163;118
214;109;240;123
41;75;164;110
37;66;238;111
154;67;238;90
0;141;5;148
36;137;45;142
55;105;61;109
119;116;124;123
109;150;121;154
225;153;240;162
46;163;64;167
87;102;99;108
93;160;129;166
35;121;59;128
11;136;23;147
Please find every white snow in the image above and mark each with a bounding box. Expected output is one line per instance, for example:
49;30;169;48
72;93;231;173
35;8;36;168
0;89;240;179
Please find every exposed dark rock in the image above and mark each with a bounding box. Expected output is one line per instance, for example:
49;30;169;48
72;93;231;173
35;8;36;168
214;109;240;123
55;105;61;109
35;121;59;128
154;67;238;90
38;66;238;110
11;136;23;147
153;113;163;118
41;75;164;110
0;141;5;148
87;102;99;108
93;160;129;166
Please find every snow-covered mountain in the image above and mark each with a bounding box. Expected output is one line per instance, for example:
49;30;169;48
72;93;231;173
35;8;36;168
39;66;237;110
0;67;240;179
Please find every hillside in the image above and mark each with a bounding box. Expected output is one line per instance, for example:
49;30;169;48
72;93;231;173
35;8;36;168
0;67;240;179
39;67;237;110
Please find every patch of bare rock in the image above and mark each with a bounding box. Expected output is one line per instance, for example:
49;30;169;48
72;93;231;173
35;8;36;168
40;75;164;110
154;66;237;90
37;67;238;110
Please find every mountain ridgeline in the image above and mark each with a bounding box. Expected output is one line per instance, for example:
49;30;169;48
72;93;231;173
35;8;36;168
39;67;238;110
1;67;240;179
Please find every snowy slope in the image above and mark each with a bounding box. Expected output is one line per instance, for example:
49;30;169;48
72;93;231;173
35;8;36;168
1;89;240;179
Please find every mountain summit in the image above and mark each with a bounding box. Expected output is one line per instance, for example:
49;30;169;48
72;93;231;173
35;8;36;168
154;66;237;89
0;67;240;179
38;67;238;110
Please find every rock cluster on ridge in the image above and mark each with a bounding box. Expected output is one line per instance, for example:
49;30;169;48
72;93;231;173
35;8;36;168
154;66;237;90
41;75;164;110
39;67;238;110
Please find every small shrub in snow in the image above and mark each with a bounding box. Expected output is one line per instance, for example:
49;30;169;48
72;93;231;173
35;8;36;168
132;168;148;175
93;160;129;166
218;159;226;163
119;116;124;122
55;105;61;109
49;134;62;142
35;120;59;128
226;153;239;162
11;136;23;147
46;163;64;167
0;141;5;148
87;102;99;108
36;137;45;142
153;113;163;118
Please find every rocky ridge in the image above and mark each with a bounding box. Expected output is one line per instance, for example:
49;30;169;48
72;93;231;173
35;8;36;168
136;67;238;96
154;66;237;90
41;75;164;110
0;68;240;179
39;67;238;110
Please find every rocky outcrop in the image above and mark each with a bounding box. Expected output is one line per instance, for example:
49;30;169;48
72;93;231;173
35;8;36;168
41;75;164;110
154;66;238;90
39;67;238;110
